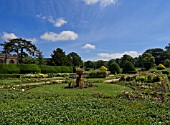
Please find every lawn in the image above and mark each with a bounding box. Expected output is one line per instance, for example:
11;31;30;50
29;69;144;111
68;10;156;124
29;82;131;97
0;76;170;124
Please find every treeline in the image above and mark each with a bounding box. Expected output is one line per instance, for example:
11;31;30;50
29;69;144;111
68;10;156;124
1;38;170;71
84;44;170;70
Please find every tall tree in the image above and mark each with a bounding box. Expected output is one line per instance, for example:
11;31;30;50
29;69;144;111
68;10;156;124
141;52;155;70
145;48;166;65
50;48;68;66
119;54;135;68
68;52;83;67
84;61;95;69
0;38;38;63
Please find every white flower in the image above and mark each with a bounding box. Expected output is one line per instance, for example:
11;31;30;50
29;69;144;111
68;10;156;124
22;89;25;92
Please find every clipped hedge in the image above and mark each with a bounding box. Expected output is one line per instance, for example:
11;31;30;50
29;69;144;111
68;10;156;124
85;70;108;78
0;74;20;79
39;65;73;73
0;64;20;74
17;64;41;74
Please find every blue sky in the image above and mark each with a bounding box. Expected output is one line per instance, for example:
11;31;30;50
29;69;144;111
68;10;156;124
0;0;170;61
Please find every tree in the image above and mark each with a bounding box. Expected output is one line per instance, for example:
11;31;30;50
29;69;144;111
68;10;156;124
50;48;68;66
0;38;38;63
145;48;166;65
95;60;107;69
84;61;95;69
163;59;170;67
36;50;44;65
22;56;37;64
141;52;155;70
68;52;83;67
119;54;135;68
109;62;121;74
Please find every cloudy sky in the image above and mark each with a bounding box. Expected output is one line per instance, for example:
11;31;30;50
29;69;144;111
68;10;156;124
0;0;170;61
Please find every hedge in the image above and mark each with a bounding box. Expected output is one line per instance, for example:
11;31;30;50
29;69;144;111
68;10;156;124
17;64;41;74
0;64;20;74
39;65;73;73
0;74;20;79
0;64;73;74
85;70;108;78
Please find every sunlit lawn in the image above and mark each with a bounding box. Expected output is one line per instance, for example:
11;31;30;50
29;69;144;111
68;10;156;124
29;82;131;97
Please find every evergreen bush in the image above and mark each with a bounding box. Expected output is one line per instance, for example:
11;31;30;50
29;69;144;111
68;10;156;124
109;62;121;74
122;61;136;74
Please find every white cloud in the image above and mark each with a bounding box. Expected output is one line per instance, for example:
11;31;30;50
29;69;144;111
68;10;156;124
1;32;37;43
36;15;67;28
1;32;17;41
82;44;96;50
55;18;67;27
84;0;117;7
27;38;37;43
40;31;78;41
98;51;140;60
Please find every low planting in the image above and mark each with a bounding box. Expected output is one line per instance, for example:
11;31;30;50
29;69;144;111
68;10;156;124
0;89;170;125
85;70;109;78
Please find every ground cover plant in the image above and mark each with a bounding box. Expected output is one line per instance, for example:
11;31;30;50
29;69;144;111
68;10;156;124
0;89;170;125
0;70;170;124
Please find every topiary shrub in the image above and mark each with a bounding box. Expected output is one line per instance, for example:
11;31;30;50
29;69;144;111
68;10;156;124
17;64;41;74
0;64;20;74
100;66;107;71
122;61;136;74
109;62;121;74
157;64;166;70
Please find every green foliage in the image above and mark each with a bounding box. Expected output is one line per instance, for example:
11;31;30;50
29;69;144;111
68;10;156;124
164;59;170;67
22;56;37;64
0;64;20;74
0;38;39;63
84;61;95;69
0;74;20;79
157;64;166;70
17;64;41;74
123;61;136;74
0;89;170;124
109;62;121;74
85;70;108;78
68;52;83;67
50;48;68;66
141;52;155;70
39;65;73;73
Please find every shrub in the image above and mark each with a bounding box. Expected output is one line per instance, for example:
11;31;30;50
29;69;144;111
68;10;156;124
0;74;20;79
39;65;73;73
0;64;20;74
157;64;166;70
100;66;107;71
17;64;41;74
122;61;136;74
85;70;108;78
109;62;121;74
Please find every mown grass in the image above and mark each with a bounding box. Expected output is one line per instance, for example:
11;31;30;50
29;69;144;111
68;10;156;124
29;82;131;97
